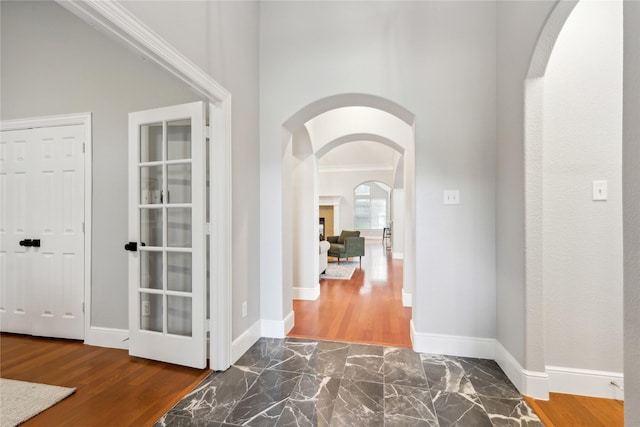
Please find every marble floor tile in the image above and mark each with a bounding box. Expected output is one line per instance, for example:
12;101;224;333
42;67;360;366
156;338;544;427
384;383;438;426
432;391;493;427
235;338;285;369
478;395;545;427
305;341;349;378
421;354;476;394
384;347;429;388
223;369;302;426
167;366;262;422
275;374;341;427
342;343;384;383
265;338;317;373
330;379;384;426
154;413;224;427
456;357;521;399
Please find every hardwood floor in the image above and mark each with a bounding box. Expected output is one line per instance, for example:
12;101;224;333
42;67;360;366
525;393;624;427
288;240;413;347
0;334;209;427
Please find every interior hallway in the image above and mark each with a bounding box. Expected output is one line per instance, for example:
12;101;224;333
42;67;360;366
288;239;412;347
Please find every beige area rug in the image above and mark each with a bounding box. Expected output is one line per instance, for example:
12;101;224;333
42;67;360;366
320;261;359;280
0;378;76;427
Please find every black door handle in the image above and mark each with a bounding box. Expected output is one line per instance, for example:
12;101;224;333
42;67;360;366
124;242;138;252
32;239;41;248
19;239;33;247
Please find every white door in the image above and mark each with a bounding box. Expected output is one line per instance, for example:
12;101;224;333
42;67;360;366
128;102;206;368
0;125;85;339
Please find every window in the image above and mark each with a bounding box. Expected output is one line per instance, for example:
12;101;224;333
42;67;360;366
353;182;388;229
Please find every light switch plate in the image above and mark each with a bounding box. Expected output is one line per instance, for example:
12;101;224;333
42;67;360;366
444;190;460;205
592;181;608;201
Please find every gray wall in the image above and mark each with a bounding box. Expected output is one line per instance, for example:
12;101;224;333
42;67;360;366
542;0;622;373
0;1;200;329
496;0;557;368
624;0;640;423
259;1;497;339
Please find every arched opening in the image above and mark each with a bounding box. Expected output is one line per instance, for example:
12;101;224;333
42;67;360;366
524;0;624;399
281;94;416;345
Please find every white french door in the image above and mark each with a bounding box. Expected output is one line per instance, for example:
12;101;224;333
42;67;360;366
0;124;85;339
128;102;206;368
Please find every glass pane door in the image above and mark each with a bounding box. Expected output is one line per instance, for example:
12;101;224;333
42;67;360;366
128;102;205;368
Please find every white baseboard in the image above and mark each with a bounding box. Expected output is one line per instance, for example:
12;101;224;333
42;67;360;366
392;252;404;260
410;321;495;359
261;311;295;338
231;320;261;365
293;285;320;301
547;365;624;400
495;341;549;400
402;289;412;307
84;326;129;350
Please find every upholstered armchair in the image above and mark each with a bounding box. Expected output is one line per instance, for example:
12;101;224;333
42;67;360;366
327;230;365;265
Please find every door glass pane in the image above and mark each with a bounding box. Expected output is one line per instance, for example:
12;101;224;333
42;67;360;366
167;208;191;247
140;251;163;290
167;119;191;161
140;165;163;204
167;164;191;204
140;293;163;332
141;208;163;247
167;295;192;337
167;252;191;292
140;123;163;163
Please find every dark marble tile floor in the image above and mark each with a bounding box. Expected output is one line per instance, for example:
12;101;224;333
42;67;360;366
154;338;543;427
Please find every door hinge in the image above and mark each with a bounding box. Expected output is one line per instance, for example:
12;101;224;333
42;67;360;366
82;302;85;313
82;222;85;233
206;222;212;235
205;125;211;141
82;142;86;153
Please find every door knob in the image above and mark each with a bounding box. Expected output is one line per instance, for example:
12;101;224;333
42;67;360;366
124;242;138;252
19;239;33;247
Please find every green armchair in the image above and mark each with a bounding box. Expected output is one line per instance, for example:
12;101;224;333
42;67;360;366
327;230;365;265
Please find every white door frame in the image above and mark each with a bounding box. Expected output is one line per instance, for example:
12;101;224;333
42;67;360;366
58;1;233;371
0;112;92;341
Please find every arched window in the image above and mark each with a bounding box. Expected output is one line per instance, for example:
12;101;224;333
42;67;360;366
354;182;389;230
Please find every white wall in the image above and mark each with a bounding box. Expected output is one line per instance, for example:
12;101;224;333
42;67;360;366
0;1;200;330
319;169;394;233
496;0;558;369
261;1;497;343
543;0;623;373
118;1;261;340
624;1;640;423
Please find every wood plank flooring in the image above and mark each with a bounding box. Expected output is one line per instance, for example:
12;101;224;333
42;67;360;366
288;240;413;347
525;393;624;427
0;334;209;427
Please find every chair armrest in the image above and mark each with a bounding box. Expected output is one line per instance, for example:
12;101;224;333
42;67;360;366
327;236;340;244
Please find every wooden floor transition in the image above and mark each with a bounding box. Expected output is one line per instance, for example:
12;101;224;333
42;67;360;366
0;334;209;427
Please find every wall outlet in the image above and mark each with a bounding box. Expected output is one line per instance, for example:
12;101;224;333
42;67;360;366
142;300;150;316
242;301;247;318
444;190;460;205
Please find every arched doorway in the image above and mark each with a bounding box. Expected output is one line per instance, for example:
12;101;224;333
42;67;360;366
281;94;416;345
